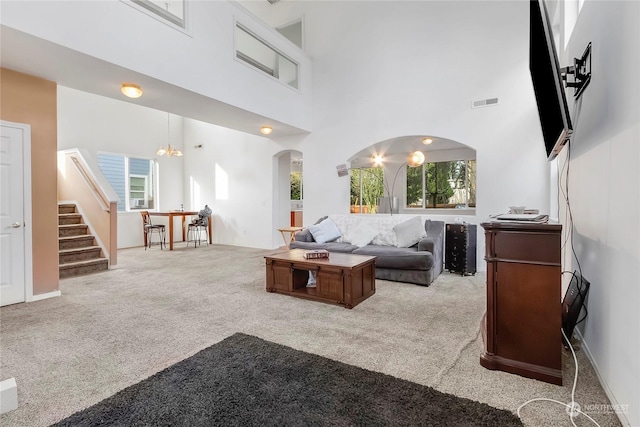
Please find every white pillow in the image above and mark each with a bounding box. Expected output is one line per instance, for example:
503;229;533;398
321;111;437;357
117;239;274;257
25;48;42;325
394;217;425;248
345;221;379;248
308;218;341;244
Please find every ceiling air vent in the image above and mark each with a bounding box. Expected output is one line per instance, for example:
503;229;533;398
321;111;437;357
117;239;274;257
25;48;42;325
472;97;499;108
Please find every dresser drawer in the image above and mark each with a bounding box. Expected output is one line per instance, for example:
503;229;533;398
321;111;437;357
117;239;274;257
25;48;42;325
490;231;560;265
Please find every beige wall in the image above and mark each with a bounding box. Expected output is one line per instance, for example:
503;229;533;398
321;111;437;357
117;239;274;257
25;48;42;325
1;68;59;295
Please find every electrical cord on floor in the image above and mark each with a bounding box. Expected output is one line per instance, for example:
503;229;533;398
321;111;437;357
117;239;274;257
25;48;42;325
516;329;601;427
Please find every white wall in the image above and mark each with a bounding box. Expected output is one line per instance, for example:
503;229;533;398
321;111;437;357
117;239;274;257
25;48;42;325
2;0;312;131
559;1;640;425
57;86;186;248
58;86;298;249
259;1;550;264
53;1;639;422
182;119;300;249
244;8;640;423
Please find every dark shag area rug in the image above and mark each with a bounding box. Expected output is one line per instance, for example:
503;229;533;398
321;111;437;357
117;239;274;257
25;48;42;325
52;333;523;426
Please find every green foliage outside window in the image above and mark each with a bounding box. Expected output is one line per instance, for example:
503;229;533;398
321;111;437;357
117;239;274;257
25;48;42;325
406;166;423;208
407;160;476;209
290;171;302;200
350;168;384;213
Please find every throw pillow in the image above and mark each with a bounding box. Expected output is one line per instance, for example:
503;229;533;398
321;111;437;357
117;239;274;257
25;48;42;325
308;218;341;244
394;216;426;248
345;221;379;248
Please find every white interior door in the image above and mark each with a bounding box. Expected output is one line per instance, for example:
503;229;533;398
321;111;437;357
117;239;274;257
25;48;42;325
0;122;29;306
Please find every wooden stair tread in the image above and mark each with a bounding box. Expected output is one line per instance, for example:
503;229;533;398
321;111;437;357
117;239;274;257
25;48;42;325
59;258;108;268
59;246;101;255
58;203;109;278
59;235;94;241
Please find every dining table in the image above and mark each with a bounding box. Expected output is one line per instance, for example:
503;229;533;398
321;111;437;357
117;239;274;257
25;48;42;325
148;211;212;250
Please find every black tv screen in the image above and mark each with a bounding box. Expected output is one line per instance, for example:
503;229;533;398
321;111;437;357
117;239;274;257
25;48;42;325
529;0;573;161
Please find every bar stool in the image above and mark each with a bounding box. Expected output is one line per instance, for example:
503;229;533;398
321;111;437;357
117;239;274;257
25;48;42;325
187;218;208;248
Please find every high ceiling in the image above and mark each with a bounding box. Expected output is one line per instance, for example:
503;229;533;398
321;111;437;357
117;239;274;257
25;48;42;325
0;25;307;138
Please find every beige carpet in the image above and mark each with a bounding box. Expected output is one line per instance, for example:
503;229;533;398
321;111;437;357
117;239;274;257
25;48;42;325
0;244;621;426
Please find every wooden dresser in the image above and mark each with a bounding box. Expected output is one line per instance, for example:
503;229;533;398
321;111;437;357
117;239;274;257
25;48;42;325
480;221;563;385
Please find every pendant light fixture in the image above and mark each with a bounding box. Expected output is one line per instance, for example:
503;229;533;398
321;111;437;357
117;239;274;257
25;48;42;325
156;113;183;157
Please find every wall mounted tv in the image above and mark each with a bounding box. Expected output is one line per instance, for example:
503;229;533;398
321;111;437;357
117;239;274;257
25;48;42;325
529;0;573;161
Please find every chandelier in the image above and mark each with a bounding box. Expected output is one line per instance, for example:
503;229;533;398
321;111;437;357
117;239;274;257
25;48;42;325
156;145;183;157
157;113;183;157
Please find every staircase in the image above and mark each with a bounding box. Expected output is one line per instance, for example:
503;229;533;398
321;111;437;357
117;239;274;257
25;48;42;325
58;203;109;278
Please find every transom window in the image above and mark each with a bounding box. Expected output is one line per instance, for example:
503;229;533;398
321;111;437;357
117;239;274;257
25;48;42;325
235;23;299;89
130;0;185;28
97;153;158;212
406;160;476;209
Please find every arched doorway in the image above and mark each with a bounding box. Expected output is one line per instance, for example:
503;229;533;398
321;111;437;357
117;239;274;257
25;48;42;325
272;150;303;247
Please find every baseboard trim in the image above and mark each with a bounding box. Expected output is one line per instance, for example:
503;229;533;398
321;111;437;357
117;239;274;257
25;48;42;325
575;329;631;426
29;290;62;302
0;378;18;414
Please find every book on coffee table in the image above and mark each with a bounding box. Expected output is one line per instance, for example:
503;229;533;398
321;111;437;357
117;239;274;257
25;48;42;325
303;249;329;259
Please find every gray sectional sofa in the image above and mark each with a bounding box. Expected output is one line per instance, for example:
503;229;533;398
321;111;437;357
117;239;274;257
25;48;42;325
290;215;444;286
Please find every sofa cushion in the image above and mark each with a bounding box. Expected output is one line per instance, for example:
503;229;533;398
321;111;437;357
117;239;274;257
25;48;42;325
353;245;434;270
290;241;358;253
290;241;328;251
323;242;360;253
394;216;426;248
329;215;408;246
308;217;341;244
344;221;379;247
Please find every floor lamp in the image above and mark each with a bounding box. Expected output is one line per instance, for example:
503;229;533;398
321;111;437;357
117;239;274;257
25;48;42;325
337;150;425;215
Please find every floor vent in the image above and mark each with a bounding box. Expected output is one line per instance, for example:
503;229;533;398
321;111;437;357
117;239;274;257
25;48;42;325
472;97;499;108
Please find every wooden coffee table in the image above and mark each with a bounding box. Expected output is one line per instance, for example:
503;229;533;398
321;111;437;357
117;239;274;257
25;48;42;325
265;249;376;308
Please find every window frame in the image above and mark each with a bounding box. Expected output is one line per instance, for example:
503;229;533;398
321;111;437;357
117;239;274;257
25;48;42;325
129;174;150;209
97;152;159;213
349;167;384;214
404;159;476;212
129;0;186;29
234;22;300;91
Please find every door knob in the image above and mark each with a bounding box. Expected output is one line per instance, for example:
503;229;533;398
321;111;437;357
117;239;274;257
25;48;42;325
11;222;22;228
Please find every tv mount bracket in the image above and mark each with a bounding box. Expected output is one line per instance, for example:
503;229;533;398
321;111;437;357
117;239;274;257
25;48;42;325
561;42;592;99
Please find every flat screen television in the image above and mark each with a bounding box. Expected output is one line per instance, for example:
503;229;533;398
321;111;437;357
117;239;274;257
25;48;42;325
529;0;573;161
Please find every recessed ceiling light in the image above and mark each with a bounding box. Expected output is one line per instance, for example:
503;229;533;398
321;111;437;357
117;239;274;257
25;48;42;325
260;126;273;135
121;83;143;98
422;137;433;145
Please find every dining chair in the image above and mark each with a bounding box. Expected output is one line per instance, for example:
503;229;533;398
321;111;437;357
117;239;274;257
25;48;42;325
140;211;165;250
